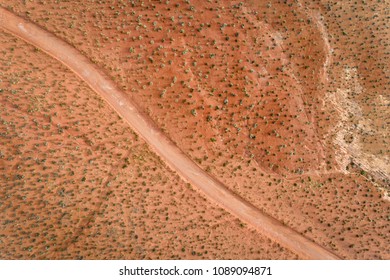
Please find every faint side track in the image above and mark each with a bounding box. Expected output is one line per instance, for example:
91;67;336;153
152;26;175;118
0;7;340;260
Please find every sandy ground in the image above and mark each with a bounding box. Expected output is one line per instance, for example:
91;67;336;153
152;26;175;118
1;0;388;259
0;7;338;260
0;29;298;260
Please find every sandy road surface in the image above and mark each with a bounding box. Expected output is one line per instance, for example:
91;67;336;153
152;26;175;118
0;7;340;259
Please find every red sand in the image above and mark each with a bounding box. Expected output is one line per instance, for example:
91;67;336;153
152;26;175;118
1;0;388;259
0;7;338;260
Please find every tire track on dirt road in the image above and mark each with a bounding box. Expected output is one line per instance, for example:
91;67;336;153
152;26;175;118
0;7;340;259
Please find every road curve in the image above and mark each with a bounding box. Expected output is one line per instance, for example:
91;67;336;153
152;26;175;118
0;7;340;260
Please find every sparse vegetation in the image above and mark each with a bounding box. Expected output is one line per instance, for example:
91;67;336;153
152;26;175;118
0;0;388;260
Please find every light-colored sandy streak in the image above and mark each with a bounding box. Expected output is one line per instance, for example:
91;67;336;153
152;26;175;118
0;7;340;259
296;0;333;84
325;66;389;182
311;12;333;83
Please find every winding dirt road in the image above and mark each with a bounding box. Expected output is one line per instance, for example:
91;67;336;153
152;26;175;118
0;7;340;259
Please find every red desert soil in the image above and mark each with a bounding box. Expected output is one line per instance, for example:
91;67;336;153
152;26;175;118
0;26;298;260
1;0;389;259
0;7;337;260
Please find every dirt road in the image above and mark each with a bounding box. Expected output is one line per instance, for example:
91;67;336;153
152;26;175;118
0;7;340;259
